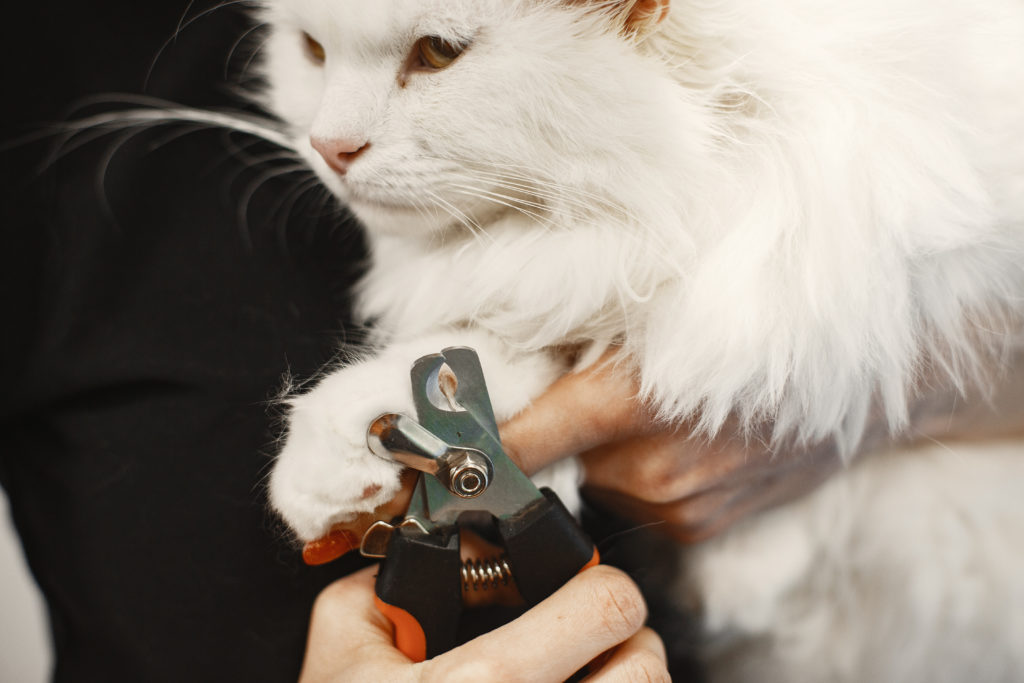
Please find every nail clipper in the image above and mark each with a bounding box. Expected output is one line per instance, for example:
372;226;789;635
362;346;599;662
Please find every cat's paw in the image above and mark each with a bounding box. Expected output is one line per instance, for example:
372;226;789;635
269;331;569;542
268;358;414;542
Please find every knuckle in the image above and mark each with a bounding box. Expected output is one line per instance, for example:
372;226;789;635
673;525;714;543
626;453;696;505
671;504;706;530
585;567;647;639
618;650;671;683
310;583;342;616
318;576;353;603
639;475;690;504
424;659;509;683
665;491;730;541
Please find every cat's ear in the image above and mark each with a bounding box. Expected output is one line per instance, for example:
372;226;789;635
622;0;670;34
576;0;670;37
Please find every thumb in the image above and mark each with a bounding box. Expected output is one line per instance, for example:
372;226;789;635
299;565;410;682
498;354;653;475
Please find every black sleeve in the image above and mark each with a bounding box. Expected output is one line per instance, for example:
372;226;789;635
0;2;370;681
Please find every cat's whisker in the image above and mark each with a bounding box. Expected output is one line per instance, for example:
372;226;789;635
354;165;484;239
443;168;614;222
32;106;187;167
32;117;293;197
433;156;591;199
212;146;309;226
405;187;444;227
469;179;671;276
138;122;236;154
476;179;681;277
442;169;675;267
302;184;350;246
91;127;157;227
268;174;324;247
56;99;293;148
237;163;316;249
444;180;551;214
74;121;259;228
421;189;491;242
359;167;436;223
224;20;269;80
447;185;555;230
448;162;632;218
145;0;261;89
419;152;633;220
238;33;276;80
451;193;551;232
36;125;133;173
488;179;635;223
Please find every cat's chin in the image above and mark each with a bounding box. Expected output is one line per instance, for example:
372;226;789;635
346;195;467;239
347;198;442;237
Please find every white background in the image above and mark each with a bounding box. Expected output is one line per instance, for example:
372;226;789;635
1;493;51;682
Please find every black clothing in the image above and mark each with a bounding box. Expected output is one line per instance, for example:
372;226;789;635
0;3;703;680
1;2;368;680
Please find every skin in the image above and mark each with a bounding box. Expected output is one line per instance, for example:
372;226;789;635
498;356;845;544
503;345;1024;543
298;564;670;682
321;345;1024;549
300;345;1024;676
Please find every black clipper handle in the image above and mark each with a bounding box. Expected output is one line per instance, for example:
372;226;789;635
374;526;463;662
374;489;599;662
498;488;600;605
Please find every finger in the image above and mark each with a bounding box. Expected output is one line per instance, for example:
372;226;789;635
499;354;655;475
581;428;842;506
580;429;742;503
299;565;409;682
425;565;648;683
694;455;840;535
583;484;740;543
585;450;842;543
585;627;669;682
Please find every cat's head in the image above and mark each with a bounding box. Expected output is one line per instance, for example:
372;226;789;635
257;0;684;238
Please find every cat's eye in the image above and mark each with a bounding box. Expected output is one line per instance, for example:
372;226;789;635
303;32;326;65
414;35;467;70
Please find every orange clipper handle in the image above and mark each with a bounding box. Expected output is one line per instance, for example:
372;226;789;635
374;527;462;662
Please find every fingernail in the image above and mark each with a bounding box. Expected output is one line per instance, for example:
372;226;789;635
302;528;359;566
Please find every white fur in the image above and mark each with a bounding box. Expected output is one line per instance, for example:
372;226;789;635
268;326;569;540
258;0;1024;679
690;441;1024;683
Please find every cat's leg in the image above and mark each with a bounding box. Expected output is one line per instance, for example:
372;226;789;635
268;327;567;542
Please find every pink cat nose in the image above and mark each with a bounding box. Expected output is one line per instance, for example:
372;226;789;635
310;136;370;175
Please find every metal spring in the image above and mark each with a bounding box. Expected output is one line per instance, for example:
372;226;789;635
461;555;513;592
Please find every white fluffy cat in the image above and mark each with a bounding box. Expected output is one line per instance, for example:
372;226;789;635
258;0;1024;680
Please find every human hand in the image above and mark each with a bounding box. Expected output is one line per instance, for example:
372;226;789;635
503;344;1024;542
298;563;669;682
302;352;844;563
499;355;844;543
303;345;1024;562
